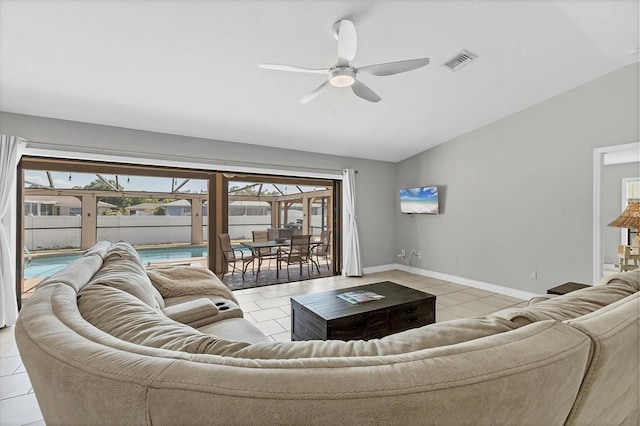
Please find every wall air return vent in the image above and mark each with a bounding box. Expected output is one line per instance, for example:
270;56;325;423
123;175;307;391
442;49;477;72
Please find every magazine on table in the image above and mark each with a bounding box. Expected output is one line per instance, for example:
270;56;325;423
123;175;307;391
337;290;385;304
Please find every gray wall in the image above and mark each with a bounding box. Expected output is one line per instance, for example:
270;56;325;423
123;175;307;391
0;112;397;269
602;163;640;264
396;63;639;293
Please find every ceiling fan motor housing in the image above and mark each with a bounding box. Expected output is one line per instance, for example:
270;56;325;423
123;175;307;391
329;65;356;87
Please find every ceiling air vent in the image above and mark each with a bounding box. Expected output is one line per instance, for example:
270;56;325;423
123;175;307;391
442;49;477;72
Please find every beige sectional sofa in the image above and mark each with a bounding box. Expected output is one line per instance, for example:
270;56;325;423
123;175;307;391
16;241;639;425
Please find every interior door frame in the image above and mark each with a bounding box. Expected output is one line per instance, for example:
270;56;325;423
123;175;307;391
593;142;640;282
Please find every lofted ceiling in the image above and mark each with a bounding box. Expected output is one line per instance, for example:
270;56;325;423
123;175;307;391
0;0;638;162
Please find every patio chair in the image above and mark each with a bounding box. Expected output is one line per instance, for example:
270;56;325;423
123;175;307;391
217;233;254;278
276;234;312;282
311;230;331;273
252;230;278;268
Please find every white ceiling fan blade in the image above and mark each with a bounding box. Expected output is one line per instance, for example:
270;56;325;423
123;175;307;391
300;80;330;104
351;79;381;103
337;20;357;66
357;58;430;76
259;64;329;74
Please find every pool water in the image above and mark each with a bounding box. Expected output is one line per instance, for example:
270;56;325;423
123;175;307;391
24;246;209;279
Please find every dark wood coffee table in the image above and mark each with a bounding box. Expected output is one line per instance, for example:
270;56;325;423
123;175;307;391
290;281;436;341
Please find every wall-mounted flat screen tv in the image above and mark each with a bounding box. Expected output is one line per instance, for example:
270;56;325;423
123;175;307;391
400;186;439;214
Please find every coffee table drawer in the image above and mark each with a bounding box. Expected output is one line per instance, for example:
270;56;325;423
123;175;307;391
389;301;435;334
328;311;389;340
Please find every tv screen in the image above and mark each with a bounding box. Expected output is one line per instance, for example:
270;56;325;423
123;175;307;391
400;186;439;214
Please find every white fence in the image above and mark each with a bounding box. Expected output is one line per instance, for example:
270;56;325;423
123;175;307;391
25;211;324;250
24;216;82;250
96;215;196;245
24;215;204;250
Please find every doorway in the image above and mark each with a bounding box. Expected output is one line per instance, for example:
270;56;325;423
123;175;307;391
593;142;640;281
221;174;338;290
17;157;342;305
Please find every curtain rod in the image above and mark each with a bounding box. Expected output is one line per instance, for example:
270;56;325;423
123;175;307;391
21;140;350;177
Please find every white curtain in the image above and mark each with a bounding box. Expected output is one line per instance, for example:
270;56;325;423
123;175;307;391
342;169;362;276
0;135;21;328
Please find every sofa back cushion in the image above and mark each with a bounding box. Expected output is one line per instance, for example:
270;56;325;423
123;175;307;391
594;269;640;291
36;254;104;293
105;241;146;268
82;240;112;259
78;284;252;354
78;282;521;359
87;255;160;309
230;315;519;359
493;282;636;326
563;292;640;425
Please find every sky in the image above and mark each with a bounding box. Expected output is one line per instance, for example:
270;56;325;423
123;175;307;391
23;171;327;196
24;171;208;193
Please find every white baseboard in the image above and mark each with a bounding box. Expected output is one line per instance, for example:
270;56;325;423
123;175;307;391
362;264;397;274
365;263;542;300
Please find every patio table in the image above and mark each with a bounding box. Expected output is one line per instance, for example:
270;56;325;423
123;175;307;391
241;240;320;281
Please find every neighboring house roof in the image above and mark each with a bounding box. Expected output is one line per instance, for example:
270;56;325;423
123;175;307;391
125;202;165;211
163;200;191;207
229;200;272;207
25;196;116;208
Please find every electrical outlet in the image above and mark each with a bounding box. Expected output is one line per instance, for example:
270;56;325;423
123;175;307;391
400;249;406;257
530;270;538;279
452;257;458;266
415;252;422;259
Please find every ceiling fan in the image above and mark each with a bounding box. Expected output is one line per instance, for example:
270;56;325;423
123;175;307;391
259;19;430;103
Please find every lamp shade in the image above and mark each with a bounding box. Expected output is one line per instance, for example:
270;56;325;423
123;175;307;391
608;199;640;229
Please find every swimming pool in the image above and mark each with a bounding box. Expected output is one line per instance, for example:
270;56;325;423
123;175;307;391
24;245;209;279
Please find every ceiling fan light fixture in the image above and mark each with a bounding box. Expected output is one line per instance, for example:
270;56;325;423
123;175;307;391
329;67;356;87
330;74;355;87
262;19;427;103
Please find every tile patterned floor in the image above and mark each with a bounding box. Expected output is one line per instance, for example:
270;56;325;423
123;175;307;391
0;270;526;425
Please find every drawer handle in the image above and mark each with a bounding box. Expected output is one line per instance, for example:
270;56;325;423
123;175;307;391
405;308;418;314
405;317;419;324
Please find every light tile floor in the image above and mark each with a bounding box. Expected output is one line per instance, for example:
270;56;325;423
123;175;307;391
0;270;526;425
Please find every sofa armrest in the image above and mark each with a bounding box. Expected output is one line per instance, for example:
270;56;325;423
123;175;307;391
162;298;219;327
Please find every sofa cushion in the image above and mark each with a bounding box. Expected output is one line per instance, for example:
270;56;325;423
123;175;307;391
228;314;519;359
105;241;146;268
82;240;112;259
36;254;104;293
88;255;160;309
196;318;272;343
78;284;265;352
77;283;520;359
594;269;640;291
493;282;636;326
103;241;166;308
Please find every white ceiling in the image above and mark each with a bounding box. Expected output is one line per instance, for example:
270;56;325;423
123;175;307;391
1;0;638;162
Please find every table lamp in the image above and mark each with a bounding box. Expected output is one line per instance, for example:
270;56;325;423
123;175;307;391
608;199;640;247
